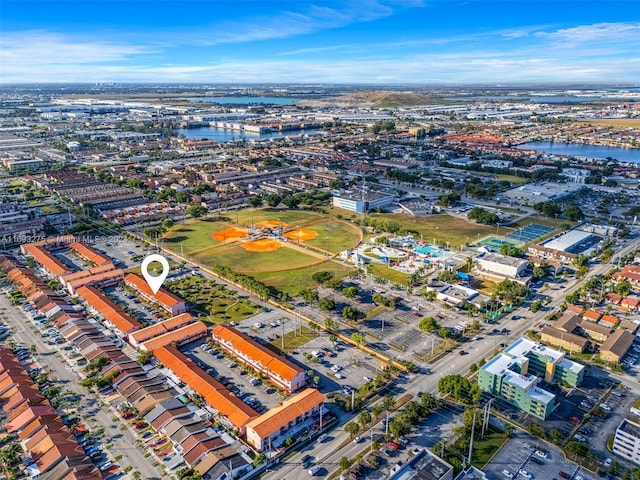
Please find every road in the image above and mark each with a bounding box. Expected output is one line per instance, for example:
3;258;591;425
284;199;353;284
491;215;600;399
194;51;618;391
265;235;639;479
0;293;163;480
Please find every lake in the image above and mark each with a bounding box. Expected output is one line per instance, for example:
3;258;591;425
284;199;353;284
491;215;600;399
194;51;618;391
187;96;302;105
516;141;640;163
177;126;309;142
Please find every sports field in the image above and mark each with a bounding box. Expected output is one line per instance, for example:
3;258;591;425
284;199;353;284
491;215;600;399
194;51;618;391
363;212;508;247
164;209;361;292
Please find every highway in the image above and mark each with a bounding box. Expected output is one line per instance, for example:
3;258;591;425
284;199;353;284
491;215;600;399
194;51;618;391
264;234;639;479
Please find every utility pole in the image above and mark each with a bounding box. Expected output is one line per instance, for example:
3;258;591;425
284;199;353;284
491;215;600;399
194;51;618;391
468;413;476;465
385;410;389;436
319;402;323;431
351;390;355;411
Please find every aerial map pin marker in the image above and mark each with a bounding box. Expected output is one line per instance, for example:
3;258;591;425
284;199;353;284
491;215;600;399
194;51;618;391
141;254;170;294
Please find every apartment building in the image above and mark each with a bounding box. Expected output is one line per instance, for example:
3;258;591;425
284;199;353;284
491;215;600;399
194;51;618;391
124;273;187;316
210;325;306;393
600;329;635;363
478;338;585;419
613;418;640;465
245;388;325;451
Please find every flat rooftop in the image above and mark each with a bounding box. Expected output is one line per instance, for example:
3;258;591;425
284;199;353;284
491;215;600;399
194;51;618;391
619;418;640;438
478;252;529;267
542;230;594;252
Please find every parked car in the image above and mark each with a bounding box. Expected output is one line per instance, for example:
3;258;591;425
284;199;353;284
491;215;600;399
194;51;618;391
502;470;514;479
535;450;548;459
518;469;532;479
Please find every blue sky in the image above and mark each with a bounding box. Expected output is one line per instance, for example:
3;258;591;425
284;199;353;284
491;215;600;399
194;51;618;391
1;0;639;84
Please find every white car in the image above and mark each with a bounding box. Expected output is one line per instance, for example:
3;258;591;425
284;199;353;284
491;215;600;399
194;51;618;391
518;469;532;479
353;436;362;444
604;457;612;467
334;373;344;379
600;403;612;411
308;465;321;476
534;450;548;459
502;470;514;479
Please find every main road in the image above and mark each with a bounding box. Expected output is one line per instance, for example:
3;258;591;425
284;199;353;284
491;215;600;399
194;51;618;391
264;234;639;479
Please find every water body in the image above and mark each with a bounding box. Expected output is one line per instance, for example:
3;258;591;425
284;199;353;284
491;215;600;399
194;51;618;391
187;96;302;105
516;141;640;163
177;126;309;142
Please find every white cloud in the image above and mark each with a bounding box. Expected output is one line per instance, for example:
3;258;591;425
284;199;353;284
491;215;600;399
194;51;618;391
535;22;640;47
0;30;153;66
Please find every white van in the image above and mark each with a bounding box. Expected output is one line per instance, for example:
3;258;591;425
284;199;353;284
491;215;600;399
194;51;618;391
309;465;321;476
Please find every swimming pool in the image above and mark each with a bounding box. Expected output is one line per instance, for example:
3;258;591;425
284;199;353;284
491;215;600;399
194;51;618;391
413;245;452;258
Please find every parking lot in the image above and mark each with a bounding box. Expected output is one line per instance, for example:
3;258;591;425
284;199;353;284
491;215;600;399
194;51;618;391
484;430;597;480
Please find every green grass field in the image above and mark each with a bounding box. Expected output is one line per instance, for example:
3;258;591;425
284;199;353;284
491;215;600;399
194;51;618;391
365;213;504;247
165;219;228;252
252;261;352;295
366;263;411;285
196;243;322;273
268;325;317;353
301;219;362;252
495;174;530;185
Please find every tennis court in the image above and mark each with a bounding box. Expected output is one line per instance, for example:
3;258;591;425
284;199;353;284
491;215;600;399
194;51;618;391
506;224;554;243
477;236;519;249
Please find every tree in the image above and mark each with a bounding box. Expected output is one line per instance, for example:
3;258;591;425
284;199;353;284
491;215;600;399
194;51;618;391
264;194;281;208
345;421;359;438
185;204;208;218
467;207;499;225
343;306;361;322
530;299;543;313
252;453;266;467
298;288;319;303
437;374;474;403
339;456;352;470
564;204;584;221
615;279;632;296
136;350;153;365
177;468;202;480
312;271;334;284
342;286;358;298
351;332;365;345
493;279;528;304
383;395;395;411
499;244;523;258
358;411;372;427
318;297;336;311
247;196;263;208
418;316;439;333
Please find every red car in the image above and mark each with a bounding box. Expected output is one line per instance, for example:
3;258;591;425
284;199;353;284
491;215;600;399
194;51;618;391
412;312;420;317
559;472;570;479
134;421;147;429
388;440;400;450
569;416;581;424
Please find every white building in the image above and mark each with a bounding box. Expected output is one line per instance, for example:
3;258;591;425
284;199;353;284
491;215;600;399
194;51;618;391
476;252;529;278
613;418;640;465
562;168;591;184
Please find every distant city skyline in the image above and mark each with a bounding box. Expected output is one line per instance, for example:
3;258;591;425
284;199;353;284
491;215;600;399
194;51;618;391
1;0;639;84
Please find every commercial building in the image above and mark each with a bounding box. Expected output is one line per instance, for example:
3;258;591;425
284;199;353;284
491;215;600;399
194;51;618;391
245;388;325;451
478;338;585;419
331;188;396;213
562;168;591;184
541;229;599;254
211;325;306;393
502;182;584;205
388;448;454;480
613;418;640;465
475;252;529;281
600;329;635;363
124;273;188;316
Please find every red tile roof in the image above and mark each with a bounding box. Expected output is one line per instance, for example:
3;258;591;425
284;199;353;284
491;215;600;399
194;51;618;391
211;325;303;383
124;273;184;309
22;244;72;276
245;388;324;439
139;321;207;353
68;242;112;266
129;313;195;345
76;285;141;334
154;346;258;429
